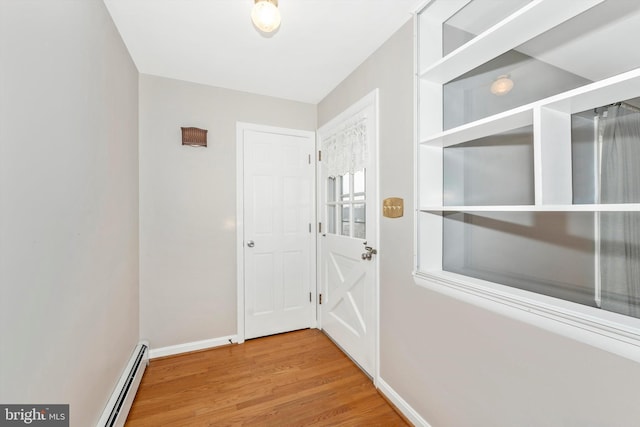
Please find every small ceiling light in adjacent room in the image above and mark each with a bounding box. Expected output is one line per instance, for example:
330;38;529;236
181;127;207;147
251;0;281;33
490;75;514;96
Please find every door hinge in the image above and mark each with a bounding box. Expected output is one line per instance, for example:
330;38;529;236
319;293;323;305
309;292;312;303
318;222;322;233
309;223;312;233
318;150;322;161
308;154;311;164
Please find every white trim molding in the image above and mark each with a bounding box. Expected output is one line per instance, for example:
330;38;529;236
236;123;246;344
236;122;317;343
149;335;237;359
377;377;432;427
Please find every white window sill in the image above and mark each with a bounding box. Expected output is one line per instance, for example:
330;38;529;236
414;270;640;363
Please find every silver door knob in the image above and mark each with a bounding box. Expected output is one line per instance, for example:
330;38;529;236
247;240;255;248
361;245;377;261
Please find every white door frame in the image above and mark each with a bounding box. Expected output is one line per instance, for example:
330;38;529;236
236;122;317;344
316;89;380;384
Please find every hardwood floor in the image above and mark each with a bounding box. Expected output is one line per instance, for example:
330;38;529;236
125;329;409;426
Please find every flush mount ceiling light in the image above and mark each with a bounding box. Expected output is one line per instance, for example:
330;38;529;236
251;0;281;33
490;75;514;96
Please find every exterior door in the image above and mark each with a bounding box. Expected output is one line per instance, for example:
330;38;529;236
239;124;316;340
318;91;378;378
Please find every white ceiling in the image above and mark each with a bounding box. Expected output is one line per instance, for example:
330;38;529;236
104;0;424;104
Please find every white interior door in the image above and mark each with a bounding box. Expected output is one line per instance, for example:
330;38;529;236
240;124;315;340
318;91;378;378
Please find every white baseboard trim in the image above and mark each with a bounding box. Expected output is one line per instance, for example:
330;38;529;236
377;377;431;427
149;335;237;359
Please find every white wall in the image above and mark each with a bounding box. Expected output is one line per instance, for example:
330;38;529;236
139;75;316;349
0;1;139;426
318;19;640;427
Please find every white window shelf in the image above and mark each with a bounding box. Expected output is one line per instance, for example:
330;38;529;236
416;0;640;358
420;106;533;148
420;68;640;148
419;0;604;84
541;68;640;114
420;204;640;213
418;67;640;207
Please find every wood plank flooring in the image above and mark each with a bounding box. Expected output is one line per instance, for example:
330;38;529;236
125;329;409;426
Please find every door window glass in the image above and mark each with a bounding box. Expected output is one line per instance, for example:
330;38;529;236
353;203;366;239
327;177;336;203
354;170;365;201
327;205;336;234
326;170;367;239
341;205;351;236
340;174;350;201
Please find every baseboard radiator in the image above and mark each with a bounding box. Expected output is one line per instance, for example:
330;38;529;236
98;342;149;427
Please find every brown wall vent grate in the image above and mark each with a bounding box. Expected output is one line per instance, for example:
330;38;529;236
181;127;207;147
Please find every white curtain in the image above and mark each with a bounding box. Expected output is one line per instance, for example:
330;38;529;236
599;103;640;318
321;114;368;177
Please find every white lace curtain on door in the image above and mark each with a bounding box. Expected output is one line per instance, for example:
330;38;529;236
321;114;368;177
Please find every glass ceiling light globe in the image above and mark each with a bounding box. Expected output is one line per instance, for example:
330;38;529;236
490;75;514;96
251;0;281;33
